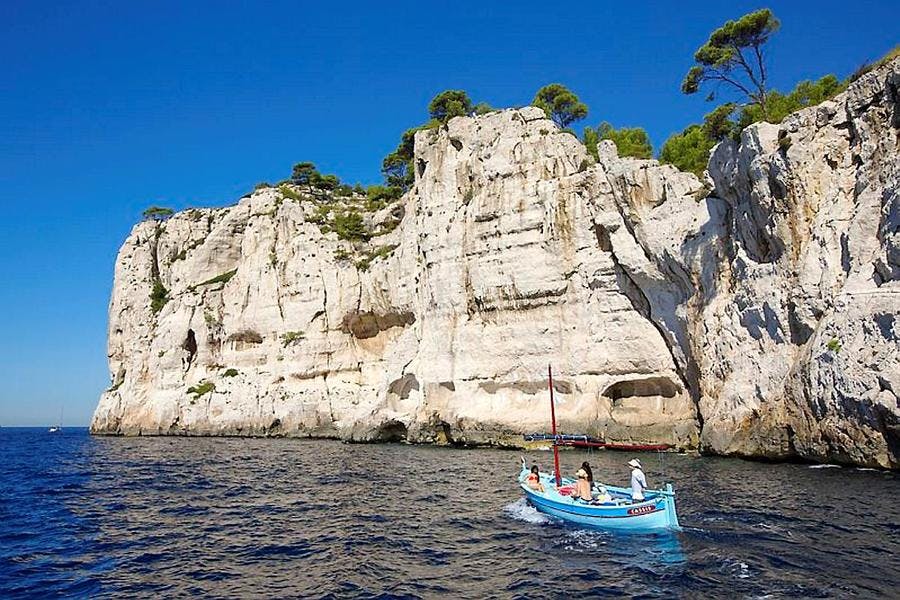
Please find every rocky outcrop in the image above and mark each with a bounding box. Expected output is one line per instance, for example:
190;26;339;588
92;58;900;468
694;59;900;467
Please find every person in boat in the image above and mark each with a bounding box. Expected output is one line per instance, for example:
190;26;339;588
575;468;593;502
526;465;545;493
580;461;595;490
628;458;647;503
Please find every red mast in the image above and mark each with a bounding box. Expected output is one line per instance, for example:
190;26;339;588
548;364;562;487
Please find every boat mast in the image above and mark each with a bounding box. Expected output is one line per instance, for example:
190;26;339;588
548;364;562;487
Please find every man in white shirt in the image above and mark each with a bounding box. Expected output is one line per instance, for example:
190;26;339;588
628;458;647;502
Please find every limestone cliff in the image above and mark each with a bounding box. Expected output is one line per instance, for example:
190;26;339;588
92;57;900;468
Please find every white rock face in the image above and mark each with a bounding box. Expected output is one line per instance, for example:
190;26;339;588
92;58;900;467
694;59;900;467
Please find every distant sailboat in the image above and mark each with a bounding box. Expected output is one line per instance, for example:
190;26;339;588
48;407;63;433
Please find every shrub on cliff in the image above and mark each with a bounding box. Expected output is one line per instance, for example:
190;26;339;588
659;125;715;177
662;73;845;176
365;185;403;211
143;206;175;222
150;279;169;313
291;162;342;192
533;83;588;128
332;210;370;242
734;75;845;131
291;162;318;185
187;381;215;398
382;123;436;190
583;122;653;160
428;90;474;123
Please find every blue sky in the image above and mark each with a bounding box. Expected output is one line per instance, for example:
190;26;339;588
1;1;896;426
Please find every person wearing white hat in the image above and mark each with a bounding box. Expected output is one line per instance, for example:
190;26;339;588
627;458;647;503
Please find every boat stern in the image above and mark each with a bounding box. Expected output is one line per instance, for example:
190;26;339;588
662;483;681;531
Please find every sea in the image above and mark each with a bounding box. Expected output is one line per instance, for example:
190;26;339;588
1;427;898;599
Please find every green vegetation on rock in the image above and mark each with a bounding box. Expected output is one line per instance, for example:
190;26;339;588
281;331;304;346
382;123;436;191
354;244;398;271
532;83;588;128
278;185;305;202
332;210;370;242
681;8;780;116
848;44;899;84
187;381;215;397
473;101;494;115
150;279;169;314
659;125;715;177
428;90;474;123
143;206;175;222
659;9;851;176
583;122;653;160
194;269;237;288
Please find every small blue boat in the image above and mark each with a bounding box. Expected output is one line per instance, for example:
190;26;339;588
518;461;682;531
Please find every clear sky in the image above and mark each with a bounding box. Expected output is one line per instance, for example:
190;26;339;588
1;1;896;426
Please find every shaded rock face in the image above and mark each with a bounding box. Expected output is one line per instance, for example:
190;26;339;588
93;58;900;467
692;59;900;468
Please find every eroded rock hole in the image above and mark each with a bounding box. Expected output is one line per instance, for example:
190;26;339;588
603;377;679;401
182;329;197;368
374;420;408;442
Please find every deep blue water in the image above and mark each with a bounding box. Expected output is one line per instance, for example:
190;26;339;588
1;428;898;599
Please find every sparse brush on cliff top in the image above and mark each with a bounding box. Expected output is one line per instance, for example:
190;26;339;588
659;8;853;176
659;126;715;177
532;83;588;129
583;123;653;160
143;206;174;222
428;90;473;123
847;44;900;83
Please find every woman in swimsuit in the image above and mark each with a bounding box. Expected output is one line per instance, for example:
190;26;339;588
526;465;545;493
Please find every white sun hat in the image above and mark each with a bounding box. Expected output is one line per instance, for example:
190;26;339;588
627;458;642;469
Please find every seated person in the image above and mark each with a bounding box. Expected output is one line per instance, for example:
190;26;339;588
526;465;545;493
581;461;596;490
575;468;593;501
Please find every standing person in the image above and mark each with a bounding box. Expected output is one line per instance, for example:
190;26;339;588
580;461;595;490
627;458;647;503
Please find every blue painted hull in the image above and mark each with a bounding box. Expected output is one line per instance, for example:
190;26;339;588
519;468;681;532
